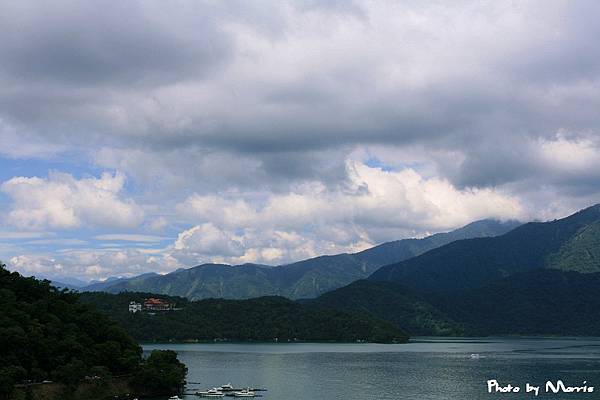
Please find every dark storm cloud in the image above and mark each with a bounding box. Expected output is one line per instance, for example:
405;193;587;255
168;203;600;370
505;1;600;85
0;2;232;87
5;0;600;279
1;0;600;200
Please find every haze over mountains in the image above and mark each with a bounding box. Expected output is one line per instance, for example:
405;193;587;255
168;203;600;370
80;219;520;300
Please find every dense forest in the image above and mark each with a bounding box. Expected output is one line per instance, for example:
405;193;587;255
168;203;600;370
0;263;186;399
80;292;409;343
312;280;466;336
434;269;600;335
314;270;600;337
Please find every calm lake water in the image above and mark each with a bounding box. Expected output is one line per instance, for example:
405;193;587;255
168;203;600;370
143;337;600;400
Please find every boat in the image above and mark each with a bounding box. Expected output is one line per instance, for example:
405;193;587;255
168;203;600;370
470;353;481;359
218;383;235;392
169;396;183;400
233;388;256;397
196;388;225;397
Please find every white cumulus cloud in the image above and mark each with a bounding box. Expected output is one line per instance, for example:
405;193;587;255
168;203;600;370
1;171;144;230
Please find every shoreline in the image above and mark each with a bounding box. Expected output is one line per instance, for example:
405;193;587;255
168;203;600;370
138;334;600;346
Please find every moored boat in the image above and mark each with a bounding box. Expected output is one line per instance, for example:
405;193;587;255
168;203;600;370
233;388;256;397
218;383;235;392
196;387;225;397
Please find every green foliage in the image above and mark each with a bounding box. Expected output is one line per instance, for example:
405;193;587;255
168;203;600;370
547;220;600;273
434;269;600;335
133;350;187;394
315;269;600;337
312;280;465;336
79;292;408;343
0;262;144;396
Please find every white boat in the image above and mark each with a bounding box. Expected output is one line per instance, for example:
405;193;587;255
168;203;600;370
169;396;183;400
233;388;256;397
196;388;225;397
219;383;235;391
470;353;481;359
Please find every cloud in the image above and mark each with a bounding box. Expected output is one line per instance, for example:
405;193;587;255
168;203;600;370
94;234;169;243
0;2;231;87
8;248;178;280
173;223;245;259
1;171;144;230
0;118;67;159
8;254;66;276
24;238;88;246
172;161;523;265
0;231;54;240
180;160;523;232
2;1;600;280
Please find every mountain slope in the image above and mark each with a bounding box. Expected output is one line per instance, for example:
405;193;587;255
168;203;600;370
83;272;160;292
312;269;600;336
435;269;600;335
82;219;519;300
0;263;142;396
311;280;464;335
101;264;278;299
354;219;521;267
79;292;409;343
370;204;600;293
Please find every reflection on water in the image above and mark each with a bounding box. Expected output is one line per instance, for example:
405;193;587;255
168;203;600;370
144;337;600;400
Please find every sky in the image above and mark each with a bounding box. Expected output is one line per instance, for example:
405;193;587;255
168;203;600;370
1;0;600;282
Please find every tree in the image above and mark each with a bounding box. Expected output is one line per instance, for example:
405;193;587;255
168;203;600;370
133;350;187;395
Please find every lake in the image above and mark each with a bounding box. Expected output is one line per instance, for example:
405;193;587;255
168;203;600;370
143;337;600;400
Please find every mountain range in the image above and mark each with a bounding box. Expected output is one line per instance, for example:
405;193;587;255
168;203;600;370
369;203;600;291
64;203;600;337
80;218;520;299
314;204;600;335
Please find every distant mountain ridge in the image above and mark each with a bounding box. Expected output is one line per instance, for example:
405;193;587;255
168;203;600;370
80;218;520;300
83;272;160;292
369;204;600;292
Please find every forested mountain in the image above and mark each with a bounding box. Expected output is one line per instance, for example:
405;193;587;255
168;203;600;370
0;264;140;394
0;263;186;398
434;269;600;335
352;218;520;267
312;269;600;336
311;280;464;336
81;219;519;300
370;204;600;292
312;205;600;336
79;292;408;343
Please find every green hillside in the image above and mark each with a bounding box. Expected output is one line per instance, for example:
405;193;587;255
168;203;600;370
312;280;464;336
370;204;600;293
546;220;600;273
0;263;186;399
435;269;600;335
314;270;600;337
79;292;409;343
83;219;519;300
